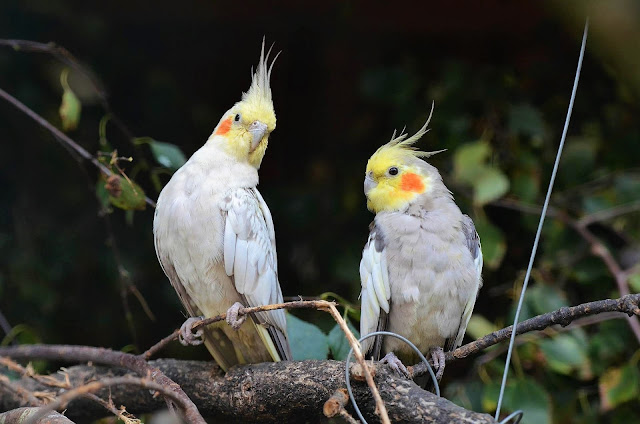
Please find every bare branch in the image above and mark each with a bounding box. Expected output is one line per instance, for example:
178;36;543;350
410;293;640;377
0;86;156;208
0;346;204;423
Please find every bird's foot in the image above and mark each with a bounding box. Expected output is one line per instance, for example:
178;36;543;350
226;302;247;330
179;316;205;346
429;346;446;381
380;351;409;377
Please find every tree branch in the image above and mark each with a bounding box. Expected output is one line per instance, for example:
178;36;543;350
0;359;495;423
0;346;205;424
0;407;75;424
0;86;156;208
410;293;640;377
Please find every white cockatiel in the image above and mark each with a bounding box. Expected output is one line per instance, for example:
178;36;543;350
359;107;482;380
153;43;291;371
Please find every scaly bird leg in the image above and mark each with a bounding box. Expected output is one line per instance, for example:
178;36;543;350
430;346;446;381
225;302;247;330
179;316;205;346
380;351;409;377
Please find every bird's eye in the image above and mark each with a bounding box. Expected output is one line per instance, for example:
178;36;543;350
234;114;241;122
388;167;399;176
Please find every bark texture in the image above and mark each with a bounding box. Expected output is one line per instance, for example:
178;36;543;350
0;359;495;423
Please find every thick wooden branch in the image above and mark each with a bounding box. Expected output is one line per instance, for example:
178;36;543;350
0;359;495;423
0;408;74;424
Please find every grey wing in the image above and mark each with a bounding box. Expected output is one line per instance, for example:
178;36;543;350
445;214;483;351
221;187;291;361
359;223;391;358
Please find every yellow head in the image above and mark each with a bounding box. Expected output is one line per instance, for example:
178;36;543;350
364;104;445;213
210;41;278;168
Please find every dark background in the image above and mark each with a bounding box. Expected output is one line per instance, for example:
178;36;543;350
1;1;639;422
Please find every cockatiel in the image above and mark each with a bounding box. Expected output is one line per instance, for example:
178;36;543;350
359;106;482;380
153;42;291;371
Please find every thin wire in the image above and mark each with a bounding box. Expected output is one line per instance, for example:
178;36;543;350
494;18;589;419
499;410;523;424
345;331;439;424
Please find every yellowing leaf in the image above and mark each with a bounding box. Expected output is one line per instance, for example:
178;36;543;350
473;167;510;206
58;69;82;132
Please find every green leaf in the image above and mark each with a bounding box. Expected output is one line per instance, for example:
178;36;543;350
599;364;640;411
539;333;589;376
474;215;506;269
286;313;329;360
102;175;147;211
473;167;510;205
453;141;491;184
483;377;551;424
327;317;360;360
149;140;187;171
508;103;546;140
526;285;569;315
629;273;640;292
59;87;82;132
465;314;498;340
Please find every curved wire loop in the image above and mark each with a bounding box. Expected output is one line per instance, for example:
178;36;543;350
498;410;523;424
344;330;440;424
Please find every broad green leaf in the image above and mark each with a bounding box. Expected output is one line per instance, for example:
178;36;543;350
474;215;506;269
286;313;329;360
599;364;640;411
102;175;146;211
526;284;569;315
327;317;360;360
465;314;498;340
473;167;510;205
150;140;187;171
453;141;490;184
483;377;551;424
539;333;589;375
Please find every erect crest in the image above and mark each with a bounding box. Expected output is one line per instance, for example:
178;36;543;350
242;39;279;109
374;101;446;160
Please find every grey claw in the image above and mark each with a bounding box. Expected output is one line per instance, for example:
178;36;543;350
226;302;247;330
179;316;205;346
381;352;409;377
430;347;446;381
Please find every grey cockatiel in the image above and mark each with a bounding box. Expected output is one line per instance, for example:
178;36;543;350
153;43;291;371
359;108;482;380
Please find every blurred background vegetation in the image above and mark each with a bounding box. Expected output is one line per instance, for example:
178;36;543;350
1;1;640;422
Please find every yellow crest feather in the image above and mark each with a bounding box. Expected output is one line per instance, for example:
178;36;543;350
372;101;446;162
242;39;279;110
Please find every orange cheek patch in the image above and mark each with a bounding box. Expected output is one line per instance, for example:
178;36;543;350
214;117;232;136
400;172;425;193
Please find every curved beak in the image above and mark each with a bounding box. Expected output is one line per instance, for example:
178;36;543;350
364;172;377;196
249;121;268;152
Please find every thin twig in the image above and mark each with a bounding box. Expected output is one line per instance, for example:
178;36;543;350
491;198;640;343
0;87;156;208
410;293;640;377
24;376;183;424
0;39;135;141
0;375;43;407
324;388;360;423
82;393;141;424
